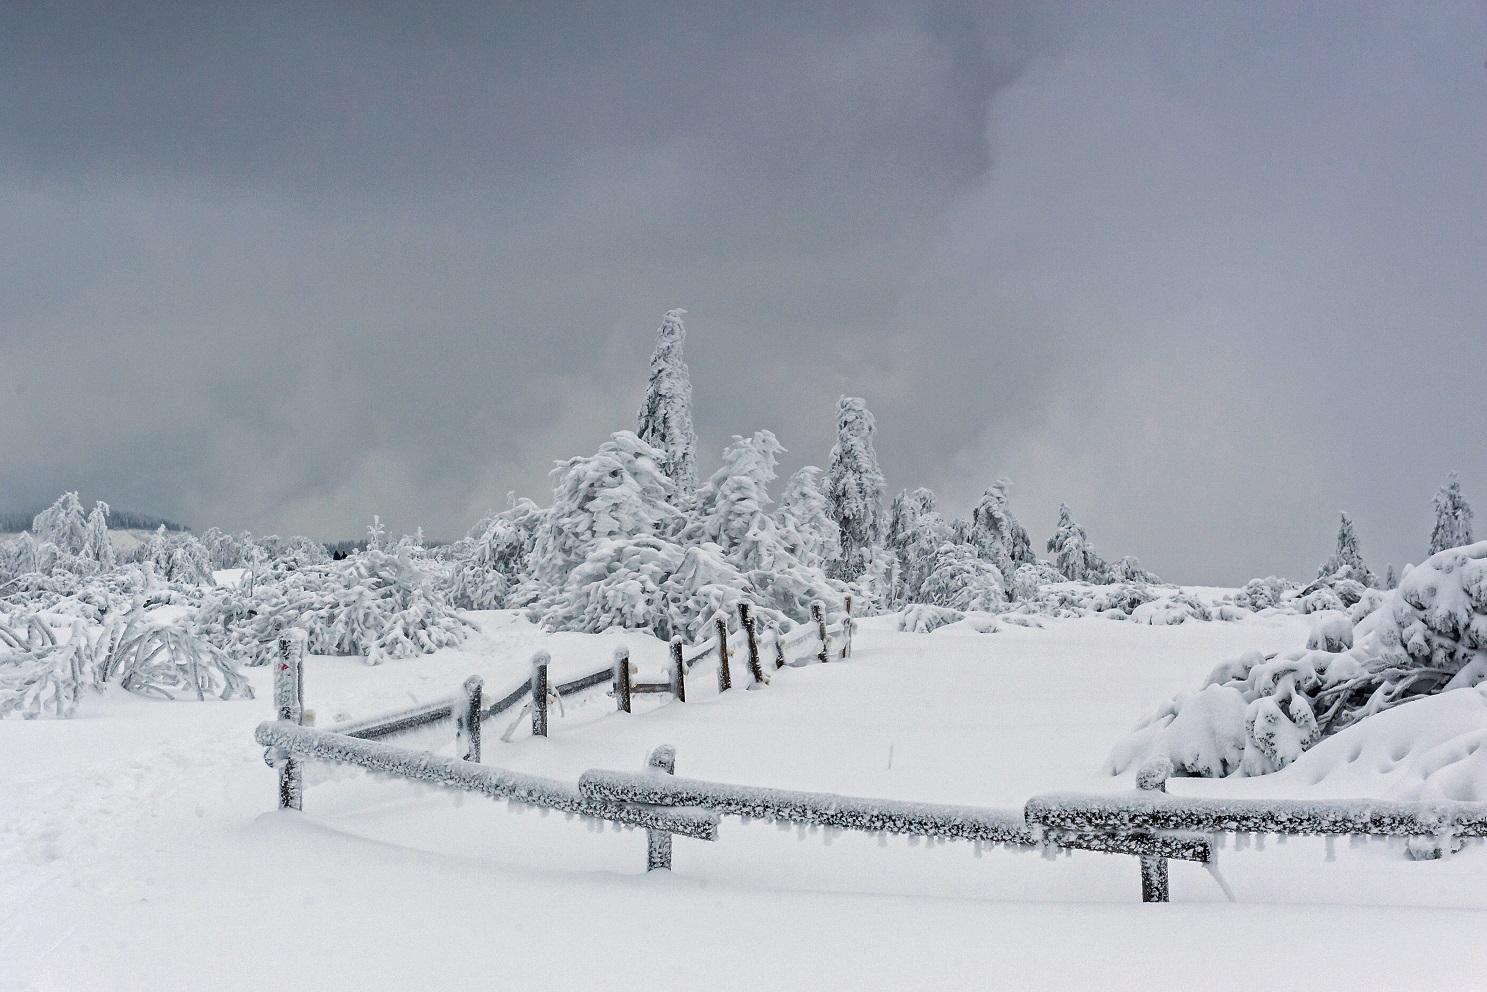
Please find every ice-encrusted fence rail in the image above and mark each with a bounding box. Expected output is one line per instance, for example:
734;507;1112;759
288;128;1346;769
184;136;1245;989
255;620;1487;904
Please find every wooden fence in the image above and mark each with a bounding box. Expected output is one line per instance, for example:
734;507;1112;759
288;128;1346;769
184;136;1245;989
255;616;1487;904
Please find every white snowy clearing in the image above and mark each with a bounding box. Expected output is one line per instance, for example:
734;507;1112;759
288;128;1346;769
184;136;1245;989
4;610;1484;991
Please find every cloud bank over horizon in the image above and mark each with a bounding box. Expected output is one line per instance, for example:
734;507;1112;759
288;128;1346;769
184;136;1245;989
3;2;1484;584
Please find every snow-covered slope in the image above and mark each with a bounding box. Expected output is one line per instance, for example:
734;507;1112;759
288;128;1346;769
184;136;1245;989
3;612;1484;991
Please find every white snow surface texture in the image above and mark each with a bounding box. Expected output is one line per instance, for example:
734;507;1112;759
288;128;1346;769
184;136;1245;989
3;611;1485;991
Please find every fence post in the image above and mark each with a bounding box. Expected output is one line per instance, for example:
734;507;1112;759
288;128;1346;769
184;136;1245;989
274;630;305;811
842;595;854;659
613;645;632;713
738;602;764;684
773;623;786;670
646;744;678;871
530;651;550;738
1136;756;1171;903
457;675;483;763
670;636;686;702
812;600;829;664
715;615;732;693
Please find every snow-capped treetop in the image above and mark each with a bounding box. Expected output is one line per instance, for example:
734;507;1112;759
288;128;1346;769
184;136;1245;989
825;396;886;581
1317;511;1376;588
636;308;699;499
691;431;786;572
366;516;387;552
32;492;90;555
1429;471;1474;555
1046;503;1109;583
776;466;841;570
530;431;682;587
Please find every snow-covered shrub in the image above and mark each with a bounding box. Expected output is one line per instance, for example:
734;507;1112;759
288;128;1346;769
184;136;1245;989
1229;575;1296;612
198;548;469;665
917;544;1005;612
31;492;91;555
1109;555;1158;584
897;603;965;634
450;497;544;611
1008;559;1065;602
688;431;787;571
134;526;215;586
1112;541;1487;778
101;612;254;701
0;615;101;719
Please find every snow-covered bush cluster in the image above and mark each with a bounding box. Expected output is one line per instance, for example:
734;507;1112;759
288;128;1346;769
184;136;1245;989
1112;540;1487;778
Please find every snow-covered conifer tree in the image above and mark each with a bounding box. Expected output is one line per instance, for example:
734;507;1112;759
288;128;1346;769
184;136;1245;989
967;480;1034;577
1046;503;1110;583
635;309;699;500
825;396;885;581
1316;511;1376;588
81;502;115;569
366;516;386;552
32;492;89;555
530;431;682;590
918;543;1005;612
775;466;840;570
1429;472;1474;555
690;431;785;572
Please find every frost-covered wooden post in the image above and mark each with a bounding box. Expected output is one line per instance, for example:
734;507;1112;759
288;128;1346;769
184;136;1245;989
714;615;732;692
645;744;677;871
811;600;829;664
274;630;306;811
530;651;550;738
669;636;686;702
842;595;854;659
738;602;764;684
1136;756;1171;903
772;623;786;670
456;675;483;763
613;645;632;714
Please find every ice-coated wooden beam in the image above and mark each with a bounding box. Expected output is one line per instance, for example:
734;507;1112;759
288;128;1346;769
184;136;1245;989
1025;792;1487;838
578;769;1034;845
254;721;719;841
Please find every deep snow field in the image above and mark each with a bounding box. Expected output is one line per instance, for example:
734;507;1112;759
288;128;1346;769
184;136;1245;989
4;609;1485;991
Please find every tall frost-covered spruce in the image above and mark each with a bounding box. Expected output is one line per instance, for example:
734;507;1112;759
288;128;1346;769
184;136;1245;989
825;396;885;581
1429;471;1474;554
635;309;699;500
1317;511;1376;588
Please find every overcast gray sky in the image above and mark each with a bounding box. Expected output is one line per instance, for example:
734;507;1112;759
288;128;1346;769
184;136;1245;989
3;1;1484;583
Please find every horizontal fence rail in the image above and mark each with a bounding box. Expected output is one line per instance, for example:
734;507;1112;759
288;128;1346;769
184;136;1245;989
578;769;1035;846
1025;791;1487;839
256;720;719;840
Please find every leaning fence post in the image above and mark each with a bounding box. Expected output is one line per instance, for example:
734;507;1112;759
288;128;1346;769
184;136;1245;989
772;623;786;670
274;630;306;811
738;602;764;684
1136;756;1172;903
613;645;632;713
646;744;678;871
530;651;550;738
457;675;483;763
715;615;732;692
669;636;686;702
842;595;854;659
811;600;829;664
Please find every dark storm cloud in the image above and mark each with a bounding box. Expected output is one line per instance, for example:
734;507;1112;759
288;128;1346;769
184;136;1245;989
2;2;1484;584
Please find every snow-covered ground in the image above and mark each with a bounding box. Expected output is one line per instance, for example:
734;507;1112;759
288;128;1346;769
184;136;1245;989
4;611;1484;991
